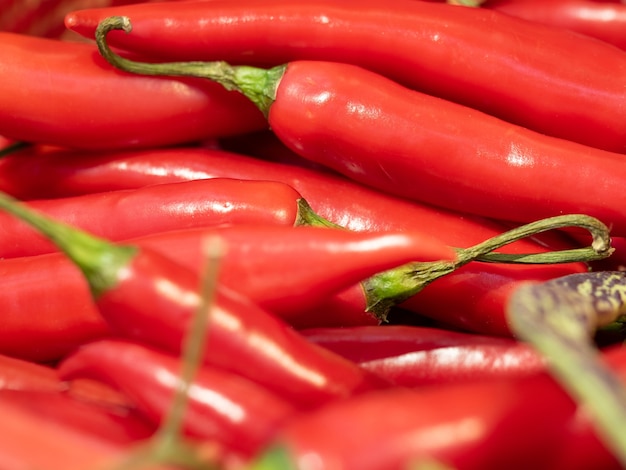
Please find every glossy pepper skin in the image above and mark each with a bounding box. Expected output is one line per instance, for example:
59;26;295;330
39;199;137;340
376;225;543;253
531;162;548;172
301;325;547;387
66;0;626;152
0;143;585;335
0;192;389;409
0;31;265;150
482;0;626;50
0;178;306;259
264;60;626;236
59;339;297;459
0;223;454;361
254;345;626;470
131;224;456;326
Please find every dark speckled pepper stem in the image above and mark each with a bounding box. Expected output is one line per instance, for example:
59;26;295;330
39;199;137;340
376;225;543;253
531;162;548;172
508;271;626;467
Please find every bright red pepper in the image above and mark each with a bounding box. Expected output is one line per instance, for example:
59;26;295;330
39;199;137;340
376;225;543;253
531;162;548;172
301;325;547;387
482;0;626;50
251;344;626;470
59;339;297;459
0;389;155;445
0;178;310;259
95;21;626;237
0;31;265;150
0;192;388;409
0;397;168;470
0;142;587;335
0;220;456;361
67;0;626;152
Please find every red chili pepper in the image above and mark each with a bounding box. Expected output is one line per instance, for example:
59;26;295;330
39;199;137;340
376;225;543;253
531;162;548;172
0;31;265;150
0;141;587;335
0;220;456;361
301;325;547;387
0;192;388;409
132;224;456;326
481;0;626;50
0;389;155;445
67;0;626;152
95;21;626;238
0;397;167;470
0;178;311;259
252;344;626;470
59;339;297;458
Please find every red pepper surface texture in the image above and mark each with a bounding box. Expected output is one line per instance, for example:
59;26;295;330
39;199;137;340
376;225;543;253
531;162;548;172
0;144;586;336
482;0;626;50
92;23;626;236
0;31;265;150
0;178;305;259
59;339;297;459
0;223;455;362
254;345;626;470
66;0;626;152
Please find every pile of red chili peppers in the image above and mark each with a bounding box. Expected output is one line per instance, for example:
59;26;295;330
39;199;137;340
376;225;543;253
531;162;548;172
1;1;626;469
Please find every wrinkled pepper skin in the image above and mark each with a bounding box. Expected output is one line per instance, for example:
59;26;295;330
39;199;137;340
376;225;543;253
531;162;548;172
0;31;265;149
65;0;626;152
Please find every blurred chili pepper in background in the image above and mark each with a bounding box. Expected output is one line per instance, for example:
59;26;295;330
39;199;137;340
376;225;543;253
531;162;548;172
0;31;266;150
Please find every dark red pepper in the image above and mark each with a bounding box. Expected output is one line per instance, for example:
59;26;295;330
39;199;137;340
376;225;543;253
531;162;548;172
301;325;547;387
252;344;626;470
0;30;265;150
68;0;626;152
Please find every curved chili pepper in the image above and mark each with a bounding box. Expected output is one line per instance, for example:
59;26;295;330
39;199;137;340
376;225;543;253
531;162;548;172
0;398;158;470
301;325;547;387
131;224;456;325
0;220;455;361
94;21;626;237
0;31;265;150
68;0;626;152
0;192;388;409
481;0;626;50
59;339;297;458
0;389;155;445
253;345;626;470
0;178;311;259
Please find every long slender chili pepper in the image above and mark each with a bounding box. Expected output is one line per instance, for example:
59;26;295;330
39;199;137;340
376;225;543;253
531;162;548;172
95;18;626;238
250;353;625;470
0;191;388;410
301;325;547;386
59;339;298;459
0;222;456;361
68;0;626;152
481;0;626;50
0;31;265;150
0;178;319;259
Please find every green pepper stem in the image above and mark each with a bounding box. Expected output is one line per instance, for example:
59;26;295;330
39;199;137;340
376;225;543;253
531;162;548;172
364;214;612;320
95;16;283;116
0;192;136;299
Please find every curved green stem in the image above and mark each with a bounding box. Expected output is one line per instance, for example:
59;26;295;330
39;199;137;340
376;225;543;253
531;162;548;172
95;16;282;116
364;214;612;320
507;271;626;467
